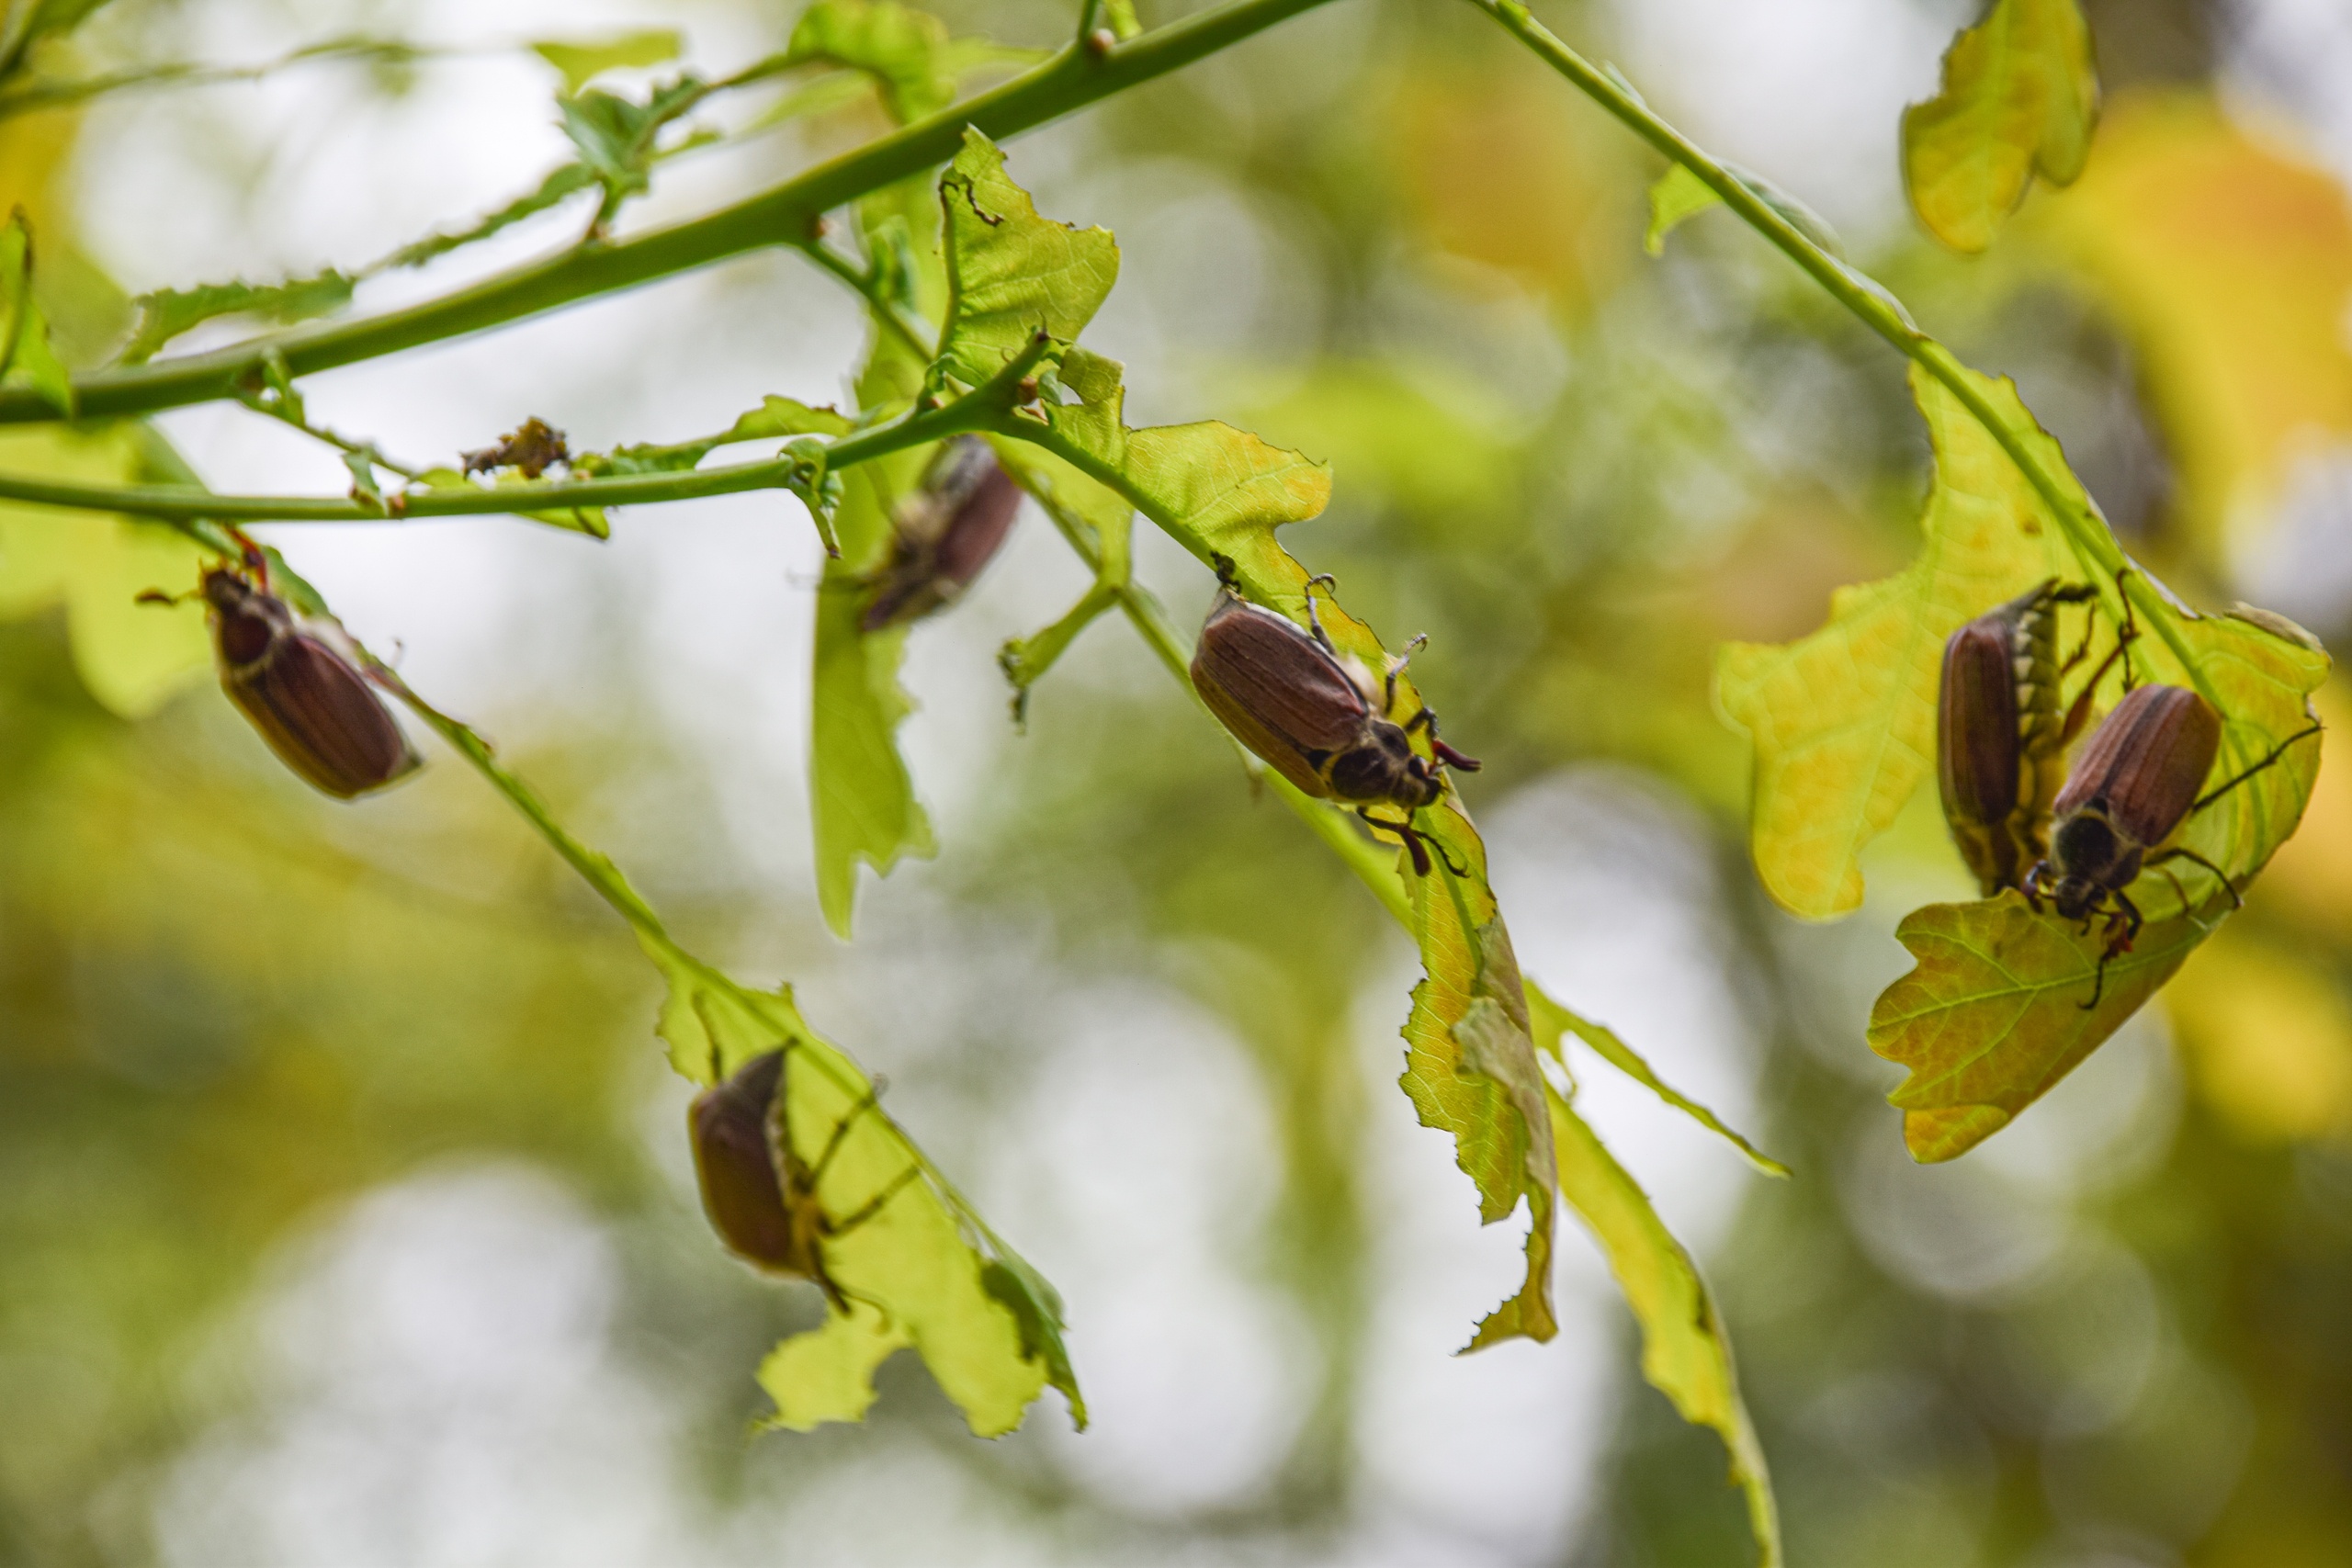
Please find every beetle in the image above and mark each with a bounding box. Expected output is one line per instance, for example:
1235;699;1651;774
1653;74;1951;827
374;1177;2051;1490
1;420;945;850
2025;682;2319;1006
1939;578;2117;896
861;437;1023;631
1189;555;1478;875
687;1048;920;1310
198;558;422;799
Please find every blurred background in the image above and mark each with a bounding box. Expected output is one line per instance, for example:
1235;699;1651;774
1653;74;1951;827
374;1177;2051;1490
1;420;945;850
3;0;2351;1562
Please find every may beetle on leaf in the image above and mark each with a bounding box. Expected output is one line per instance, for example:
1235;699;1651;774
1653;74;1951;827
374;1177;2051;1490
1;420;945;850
861;436;1023;631
2025;682;2320;1006
1938;577;2132;895
195;555;422;800
1188;555;1478;875
687;1048;922;1311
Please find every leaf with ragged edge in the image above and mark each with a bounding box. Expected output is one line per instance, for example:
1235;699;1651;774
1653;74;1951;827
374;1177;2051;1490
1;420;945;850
0;425;209;717
755;384;942;939
1548;1081;1781;1567
1870;600;2327;1160
119;270;355;366
1525;980;1788;1177
935;128;1119;392
646;944;1080;1434
531;29;683;96
380;164;598;272
1716;362;2076;919
1902;0;2098;254
1645;164;1721;256
928;144;1556;1344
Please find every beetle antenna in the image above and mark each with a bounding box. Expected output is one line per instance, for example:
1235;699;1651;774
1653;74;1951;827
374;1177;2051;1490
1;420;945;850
2190;721;2324;813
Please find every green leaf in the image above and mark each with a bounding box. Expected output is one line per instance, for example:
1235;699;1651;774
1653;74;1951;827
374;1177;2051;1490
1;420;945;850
341;449;385;512
0;213;72;416
559;76;707;210
1526;981;1788;1177
119;270;355;367
0;426;210;717
1902;0;2099;253
1644;164;1720;256
1870;603;2327;1160
380;164;598;272
646;946;1075;1434
1549;1081;1781;1567
783;0;956;123
531;29;684;96
811;556;934;936
1716;362;2076;919
1100;0;1143;41
935;129;1119;393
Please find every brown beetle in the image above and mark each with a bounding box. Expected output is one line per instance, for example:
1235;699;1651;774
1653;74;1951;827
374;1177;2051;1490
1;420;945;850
687;1048;919;1309
2025;682;2318;1005
200;562;422;799
861;437;1023;631
1189;557;1478;875
1939;579;2112;895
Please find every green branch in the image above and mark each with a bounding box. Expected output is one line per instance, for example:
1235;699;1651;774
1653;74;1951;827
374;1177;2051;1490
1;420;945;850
0;0;1340;428
0;335;1053;523
1463;0;2201;687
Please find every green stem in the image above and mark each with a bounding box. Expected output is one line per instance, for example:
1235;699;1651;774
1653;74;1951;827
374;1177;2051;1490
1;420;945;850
0;336;1050;522
1463;0;2205;696
794;238;938;363
0;0;1341;427
0;38;440;119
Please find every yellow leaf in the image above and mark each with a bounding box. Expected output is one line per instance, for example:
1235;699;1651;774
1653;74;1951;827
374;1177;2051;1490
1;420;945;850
1716;363;2075;918
1902;0;2098;252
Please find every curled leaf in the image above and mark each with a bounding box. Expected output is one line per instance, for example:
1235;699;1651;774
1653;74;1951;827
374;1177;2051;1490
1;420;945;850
1902;0;2098;253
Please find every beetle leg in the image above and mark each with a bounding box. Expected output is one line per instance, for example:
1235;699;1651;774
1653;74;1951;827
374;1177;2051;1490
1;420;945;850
1383;634;1429;714
1302;575;1340;657
797;1080;890;1192
2150;860;2194;918
2022;860;2051;912
1359;808;1433;876
2190;721;2324;813
2146;845;2244;909
820;1160;923;1238
2059;632;2136;749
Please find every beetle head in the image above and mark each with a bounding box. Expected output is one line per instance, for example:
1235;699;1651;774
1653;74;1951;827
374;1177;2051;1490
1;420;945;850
1327;720;1444;809
2048;807;2133;920
200;568;290;669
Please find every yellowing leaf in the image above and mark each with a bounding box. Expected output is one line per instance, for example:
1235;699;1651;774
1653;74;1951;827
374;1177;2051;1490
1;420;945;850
0;425;209;717
1902;0;2098;252
936;129;1119;392
1717;363;2075;918
1645;164;1721;256
1549;1083;1781;1567
649;944;1080;1434
1869;601;2328;1160
1527;981;1787;1177
531;29;684;96
2040;94;2352;567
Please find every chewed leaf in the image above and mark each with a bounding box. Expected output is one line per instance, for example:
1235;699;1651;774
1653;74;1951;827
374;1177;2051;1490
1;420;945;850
1716;362;2075;918
120;270;355;366
936;129;1119;391
1902;0;2098;253
381;164;598;272
811;578;934;936
1550;1082;1781;1567
1871;599;2327;1160
532;29;684;95
646;944;1076;1434
1526;981;1788;1176
1645;164;1721;256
